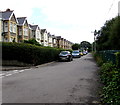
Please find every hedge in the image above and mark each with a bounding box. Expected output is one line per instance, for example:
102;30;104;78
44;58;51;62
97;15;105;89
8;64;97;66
100;63;120;104
115;52;120;68
94;51;120;67
93;51;120;104
2;42;61;65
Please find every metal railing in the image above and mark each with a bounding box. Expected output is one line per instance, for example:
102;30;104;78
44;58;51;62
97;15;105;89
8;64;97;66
98;50;120;65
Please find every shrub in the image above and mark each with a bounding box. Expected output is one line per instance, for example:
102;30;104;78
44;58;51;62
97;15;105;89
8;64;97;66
24;38;42;46
115;52;120;68
93;52;104;66
93;52;120;104
2;42;60;65
100;62;120;104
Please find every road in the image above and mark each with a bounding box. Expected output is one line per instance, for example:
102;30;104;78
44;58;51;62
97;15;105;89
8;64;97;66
2;53;101;104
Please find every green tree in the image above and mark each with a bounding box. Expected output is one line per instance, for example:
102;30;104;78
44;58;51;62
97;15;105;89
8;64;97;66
80;41;91;52
109;16;120;50
72;43;80;50
24;38;42;46
96;17;116;50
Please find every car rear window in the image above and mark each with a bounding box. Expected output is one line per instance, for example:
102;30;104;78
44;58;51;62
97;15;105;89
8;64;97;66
61;51;69;54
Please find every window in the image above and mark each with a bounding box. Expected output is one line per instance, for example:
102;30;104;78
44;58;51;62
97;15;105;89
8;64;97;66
13;24;16;33
4;22;8;32
19;27;22;35
10;22;13;32
24;28;28;36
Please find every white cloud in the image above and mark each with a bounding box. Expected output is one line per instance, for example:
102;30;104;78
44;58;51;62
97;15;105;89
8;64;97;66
0;0;119;43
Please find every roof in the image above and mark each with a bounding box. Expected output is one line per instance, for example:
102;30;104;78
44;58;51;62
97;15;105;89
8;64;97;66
48;32;51;36
0;9;18;23
17;17;26;25
41;29;47;33
29;24;39;30
1;9;14;20
2;11;13;20
0;12;2;19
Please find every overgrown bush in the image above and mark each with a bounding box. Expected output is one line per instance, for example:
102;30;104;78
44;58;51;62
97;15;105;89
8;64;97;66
93;52;104;66
115;52;120;68
2;42;60;65
24;38;42;46
93;52;120;104
100;62;120;104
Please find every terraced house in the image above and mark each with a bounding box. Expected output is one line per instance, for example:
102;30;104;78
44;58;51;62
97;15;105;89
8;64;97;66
0;12;2;42
29;24;41;44
52;35;57;48
0;9;18;42
56;36;73;49
0;9;73;49
48;32;53;47
17;17;29;42
41;29;48;46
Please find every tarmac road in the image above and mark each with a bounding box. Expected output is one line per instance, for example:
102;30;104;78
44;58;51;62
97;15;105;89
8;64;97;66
2;53;101;104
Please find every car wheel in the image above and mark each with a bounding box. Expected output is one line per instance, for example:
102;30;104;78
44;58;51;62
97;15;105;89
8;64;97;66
68;57;71;62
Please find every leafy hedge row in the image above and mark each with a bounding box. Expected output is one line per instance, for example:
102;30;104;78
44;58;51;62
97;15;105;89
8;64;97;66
93;51;120;68
2;42;62;65
100;63;120;104
93;51;120;104
115;52;120;68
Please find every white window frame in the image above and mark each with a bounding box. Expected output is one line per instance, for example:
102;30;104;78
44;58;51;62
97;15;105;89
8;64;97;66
4;22;8;32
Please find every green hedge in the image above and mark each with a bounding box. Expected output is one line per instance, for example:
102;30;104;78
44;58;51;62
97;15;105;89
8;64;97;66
2;42;61;65
94;51;120;67
115;52;120;68
100;63;120;104
93;51;120;104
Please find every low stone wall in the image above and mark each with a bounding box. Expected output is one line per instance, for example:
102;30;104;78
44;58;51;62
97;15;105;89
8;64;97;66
2;60;33;67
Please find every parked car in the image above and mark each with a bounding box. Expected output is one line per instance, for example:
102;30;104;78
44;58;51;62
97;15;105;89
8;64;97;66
80;51;83;56
83;50;88;55
59;51;73;61
72;50;81;58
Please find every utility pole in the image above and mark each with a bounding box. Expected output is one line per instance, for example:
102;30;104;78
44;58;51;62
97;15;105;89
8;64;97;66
94;30;97;52
91;30;97;52
118;1;120;16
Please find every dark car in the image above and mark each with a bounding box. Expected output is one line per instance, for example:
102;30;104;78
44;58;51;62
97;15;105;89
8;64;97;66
59;51;73;61
72;50;81;58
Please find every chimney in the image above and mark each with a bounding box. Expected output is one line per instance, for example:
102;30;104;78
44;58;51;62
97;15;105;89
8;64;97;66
6;8;11;12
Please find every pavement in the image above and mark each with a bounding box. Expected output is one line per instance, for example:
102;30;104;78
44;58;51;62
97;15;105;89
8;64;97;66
1;61;56;71
1;66;31;71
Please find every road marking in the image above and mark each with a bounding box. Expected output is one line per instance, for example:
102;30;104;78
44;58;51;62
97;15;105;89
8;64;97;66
18;70;25;72
0;73;5;76
5;74;12;77
1;69;31;78
13;70;18;72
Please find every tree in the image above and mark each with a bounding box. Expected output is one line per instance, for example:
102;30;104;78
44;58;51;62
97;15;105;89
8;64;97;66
72;43;80;50
24;38;42;46
109;16;120;50
80;41;91;52
96;16;120;50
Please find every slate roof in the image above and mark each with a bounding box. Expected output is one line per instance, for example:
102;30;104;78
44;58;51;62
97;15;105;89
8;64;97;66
29;24;38;30
0;9;18;23
41;29;47;34
1;10;13;20
0;12;2;19
17;17;26;25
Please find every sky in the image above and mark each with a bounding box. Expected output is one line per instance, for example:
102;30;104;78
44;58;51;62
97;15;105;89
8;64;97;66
0;0;119;43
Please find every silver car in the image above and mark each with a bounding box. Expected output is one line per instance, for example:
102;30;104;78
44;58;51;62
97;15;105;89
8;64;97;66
72;50;81;58
59;51;73;61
